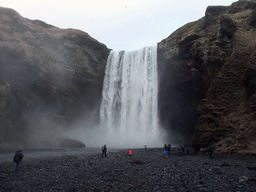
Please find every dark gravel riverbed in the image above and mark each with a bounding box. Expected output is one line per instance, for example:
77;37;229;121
0;148;256;191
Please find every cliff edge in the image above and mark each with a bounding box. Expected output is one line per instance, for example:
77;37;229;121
158;0;256;155
0;7;110;147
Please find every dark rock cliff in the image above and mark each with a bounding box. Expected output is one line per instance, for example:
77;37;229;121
158;0;256;154
2;1;256;154
0;7;110;148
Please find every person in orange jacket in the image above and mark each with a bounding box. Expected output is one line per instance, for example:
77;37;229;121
127;149;133;156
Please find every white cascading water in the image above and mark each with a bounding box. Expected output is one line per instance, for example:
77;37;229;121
100;46;163;148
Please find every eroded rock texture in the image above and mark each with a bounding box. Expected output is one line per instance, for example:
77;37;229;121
0;7;110;147
158;0;256;154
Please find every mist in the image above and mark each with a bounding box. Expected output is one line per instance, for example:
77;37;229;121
1;6;177;150
57;46;168;149
62;119;167;149
19;87;167;149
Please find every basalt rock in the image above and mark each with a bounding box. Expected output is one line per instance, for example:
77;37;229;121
158;0;256;154
60;138;86;148
0;7;110;147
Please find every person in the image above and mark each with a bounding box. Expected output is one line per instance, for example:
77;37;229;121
145;144;147;151
13;147;24;173
208;143;214;158
168;144;171;154
181;145;185;156
101;144;107;158
164;144;168;158
127;149;133;156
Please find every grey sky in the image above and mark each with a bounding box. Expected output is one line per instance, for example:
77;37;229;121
2;0;235;51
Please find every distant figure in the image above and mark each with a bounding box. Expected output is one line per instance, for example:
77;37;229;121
101;144;107;158
127;149;133;156
13;147;24;173
208;143;214;159
168;144;171;154
145;144;147;151
181;145;185;156
164;144;168;158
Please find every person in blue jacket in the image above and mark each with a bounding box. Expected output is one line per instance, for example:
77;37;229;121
164;144;168;158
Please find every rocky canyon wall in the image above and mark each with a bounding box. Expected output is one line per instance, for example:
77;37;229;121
158;0;256;154
0;7;110;147
2;1;256;154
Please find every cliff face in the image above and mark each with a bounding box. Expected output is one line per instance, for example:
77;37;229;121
158;0;256;154
0;7;110;147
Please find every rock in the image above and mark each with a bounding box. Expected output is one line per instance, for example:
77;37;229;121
249;9;256;26
243;68;256;99
59;138;85;148
205;6;229;24
246;164;256;170
200;148;208;153
0;7;110;147
2;0;256;156
131;159;145;165
209;167;221;172
230;0;256;14
239;176;249;183
157;0;256;154
220;161;230;167
220;17;237;38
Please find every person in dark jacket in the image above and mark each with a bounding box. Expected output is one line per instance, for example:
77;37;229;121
101;144;107;158
168;144;171;154
13;147;24;173
208;143;214;158
181;145;185;156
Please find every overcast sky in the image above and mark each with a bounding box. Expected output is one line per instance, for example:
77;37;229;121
2;0;235;51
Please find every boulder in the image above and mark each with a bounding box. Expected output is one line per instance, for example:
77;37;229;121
60;138;85;148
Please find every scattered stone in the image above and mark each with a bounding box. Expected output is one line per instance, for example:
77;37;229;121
246;165;256;170
0;148;255;191
239;176;249;183
220;161;230;167
131;159;145;165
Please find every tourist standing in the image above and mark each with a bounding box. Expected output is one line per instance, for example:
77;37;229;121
164;144;168;158
13;147;24;173
101;144;107;158
208;143;214;158
127;149;133;156
168;144;171;154
181;145;185;156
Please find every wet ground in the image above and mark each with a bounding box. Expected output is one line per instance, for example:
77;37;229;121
0;147;120;164
1;148;256;191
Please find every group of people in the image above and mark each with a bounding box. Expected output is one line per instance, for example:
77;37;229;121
164;142;214;158
13;142;214;173
181;145;190;156
101;144;133;157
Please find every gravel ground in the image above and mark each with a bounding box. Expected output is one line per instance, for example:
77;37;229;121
0;148;256;192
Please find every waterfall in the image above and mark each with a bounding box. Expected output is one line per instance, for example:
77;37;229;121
100;46;162;147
